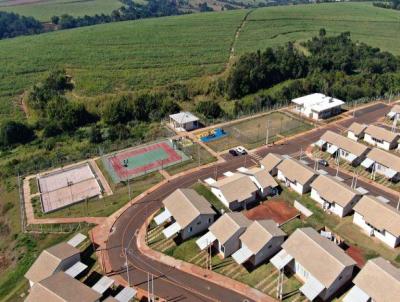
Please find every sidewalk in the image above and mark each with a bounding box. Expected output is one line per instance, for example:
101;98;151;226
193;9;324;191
137;213;277;302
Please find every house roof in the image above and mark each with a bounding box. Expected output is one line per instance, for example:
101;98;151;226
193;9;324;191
364;124;399;143
354;195;400;237
209;212;251;245
367;148;400;172
210;173;258;204
169;111;199;124
390;104;400;114
25;242;80;283
321;130;369;156
282;228;356;288
353;257;400;301
240;220;286;254
292;93;344;112
259;153;284;173
25;272;101;302
276;158;317;185
310;175;360;208
162;188;215;229
348;122;367;136
239;167;278;190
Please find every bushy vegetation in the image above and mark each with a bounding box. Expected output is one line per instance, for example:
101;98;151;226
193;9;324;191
0;11;42;39
373;0;400;10
227;30;400;109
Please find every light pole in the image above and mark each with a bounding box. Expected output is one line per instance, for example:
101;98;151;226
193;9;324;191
124;247;130;287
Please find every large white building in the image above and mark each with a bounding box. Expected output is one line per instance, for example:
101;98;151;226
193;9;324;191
292;93;344;120
271;228;356;301
169;111;199;131
353;195;400;248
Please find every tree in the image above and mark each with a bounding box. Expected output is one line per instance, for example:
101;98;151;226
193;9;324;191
51;16;60;25
88;125;103;143
0;121;34;147
103;96;133;125
196;100;223;119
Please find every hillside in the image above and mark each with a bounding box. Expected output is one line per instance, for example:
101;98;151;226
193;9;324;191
0;0;122;22
0;2;399;122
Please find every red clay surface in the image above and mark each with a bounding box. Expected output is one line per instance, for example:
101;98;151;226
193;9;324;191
346;245;366;268
245;199;299;225
109;142;182;179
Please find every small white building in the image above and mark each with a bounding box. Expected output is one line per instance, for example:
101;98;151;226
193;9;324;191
169;111;199;131
353;195;400;248
317;130;369;165
232;220;286;267
209;173;258;210
387;104;400;121
347;122;367;141
276;158;318;195
363;124;399;150
25;242;81;287
270;228;356;301
361;148;400;182
196;212;251;258
154;188;216;240
343;257;400;302
292;93;344;120
238;166;279;197
259;153;284;176
310;175;361;217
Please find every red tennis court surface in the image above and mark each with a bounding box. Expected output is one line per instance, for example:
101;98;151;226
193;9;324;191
245;199;299;225
106;141;188;182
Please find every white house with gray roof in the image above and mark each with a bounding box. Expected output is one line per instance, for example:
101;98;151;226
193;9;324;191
260;153;284;176
232;220;286;266
270;228;356;301
196;212;251;258
353;195;400;248
361;148;400;182
363;124;399;150
238;167;279;197
343;257;400;302
154;188;216;240
169;111;199;131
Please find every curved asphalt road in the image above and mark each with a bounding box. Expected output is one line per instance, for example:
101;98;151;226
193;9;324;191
106;103;393;301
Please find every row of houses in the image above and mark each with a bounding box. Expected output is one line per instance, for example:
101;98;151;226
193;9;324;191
24;235;136;302
317;129;400;182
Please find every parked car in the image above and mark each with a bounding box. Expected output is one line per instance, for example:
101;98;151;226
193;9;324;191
235;146;247;155
318;159;329;167
229;149;239;156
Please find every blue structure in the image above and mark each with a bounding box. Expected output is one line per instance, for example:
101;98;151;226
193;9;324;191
200;128;228;142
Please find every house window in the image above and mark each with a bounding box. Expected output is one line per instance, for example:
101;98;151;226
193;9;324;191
208;218;212;223
197;221;201;225
220;245;225;253
267;244;272;249
189;227;193;233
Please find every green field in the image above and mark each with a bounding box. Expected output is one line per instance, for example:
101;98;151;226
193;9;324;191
0;0;122;22
0;3;399;122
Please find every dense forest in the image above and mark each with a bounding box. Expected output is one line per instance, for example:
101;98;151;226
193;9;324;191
226;30;400;114
0;11;43;39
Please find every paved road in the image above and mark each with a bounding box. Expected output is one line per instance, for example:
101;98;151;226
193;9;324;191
106;102;396;301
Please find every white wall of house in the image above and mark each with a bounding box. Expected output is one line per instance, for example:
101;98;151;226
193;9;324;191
373;162;399;180
277;170;306;195
353;212;399;248
252;237;285;266
218;230;245;258
347;131;359;141
211;187;229;208
363;134;394;150
310;189;359;217
180;214;215;240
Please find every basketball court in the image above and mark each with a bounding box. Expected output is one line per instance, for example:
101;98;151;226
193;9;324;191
103;140;189;183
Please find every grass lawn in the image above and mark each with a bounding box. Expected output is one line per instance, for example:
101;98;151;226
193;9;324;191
0;0;122;22
29;177;38;195
205;111;313;152
191;182;229;213
164;143;216;176
34;169;164;218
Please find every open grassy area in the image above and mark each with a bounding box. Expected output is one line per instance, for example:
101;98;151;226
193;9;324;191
0;0;122;22
204;111;313;152
164;142;217;176
191;182;228;213
235;2;400;57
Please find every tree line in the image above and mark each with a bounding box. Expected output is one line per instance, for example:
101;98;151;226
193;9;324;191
0;11;43;39
224;30;400;115
373;0;400;10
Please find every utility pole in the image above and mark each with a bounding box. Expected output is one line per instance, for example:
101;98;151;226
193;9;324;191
124;248;130;287
397;196;400;211
128;175;131;200
198;143;200;167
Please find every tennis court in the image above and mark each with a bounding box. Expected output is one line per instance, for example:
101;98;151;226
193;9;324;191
103;140;189;183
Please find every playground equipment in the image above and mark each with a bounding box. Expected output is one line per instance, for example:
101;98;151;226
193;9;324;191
199;128;227;142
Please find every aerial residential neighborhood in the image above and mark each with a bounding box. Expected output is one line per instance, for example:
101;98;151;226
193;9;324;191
1;1;400;302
